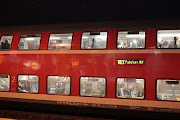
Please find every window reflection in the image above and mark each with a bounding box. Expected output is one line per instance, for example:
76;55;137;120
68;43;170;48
116;78;144;99
81;32;107;49
18;75;39;93
80;77;106;97
117;31;145;49
157;79;180;101
0;74;10;91
47;76;70;95
48;33;73;49
0;35;13;50
157;30;180;48
19;34;41;50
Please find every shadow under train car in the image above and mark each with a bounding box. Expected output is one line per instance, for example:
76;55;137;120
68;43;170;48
0;98;179;120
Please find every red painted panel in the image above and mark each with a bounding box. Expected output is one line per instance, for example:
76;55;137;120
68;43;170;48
0;29;179;103
11;33;21;50
146;29;157;49
71;31;82;50
107;30;118;49
40;32;49;50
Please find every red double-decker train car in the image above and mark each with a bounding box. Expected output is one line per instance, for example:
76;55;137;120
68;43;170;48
0;21;180;118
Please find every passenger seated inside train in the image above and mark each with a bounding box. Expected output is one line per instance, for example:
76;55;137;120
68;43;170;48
55;81;66;94
18;81;31;92
157;30;180;48
157;37;180;48
19;34;41;50
47;76;70;95
81;32;107;49
83;39;101;49
117;78;144;99
0;36;13;49
80;77;106;97
19;42;24;49
1;39;10;49
18;75;39;93
117;31;145;49
157;79;180;101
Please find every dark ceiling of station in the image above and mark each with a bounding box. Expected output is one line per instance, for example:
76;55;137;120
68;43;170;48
0;0;180;27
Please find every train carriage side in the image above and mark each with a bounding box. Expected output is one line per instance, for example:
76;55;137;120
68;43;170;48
0;28;179;114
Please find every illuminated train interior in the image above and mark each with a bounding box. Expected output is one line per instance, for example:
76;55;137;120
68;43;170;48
0;29;180;115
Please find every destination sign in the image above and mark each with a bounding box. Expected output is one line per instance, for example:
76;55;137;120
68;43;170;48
117;60;144;65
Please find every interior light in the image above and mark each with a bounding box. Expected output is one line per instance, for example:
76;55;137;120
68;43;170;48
50;37;61;40
30;76;37;78
82;36;88;39
95;36;107;40
25;38;35;40
126;35;145;38
133;40;137;44
67;37;72;39
158;34;180;37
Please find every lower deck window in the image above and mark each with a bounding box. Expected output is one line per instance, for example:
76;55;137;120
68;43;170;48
80;77;106;97
47;76;70;95
116;78;144;99
18;75;39;93
157;79;180;101
0;74;10;91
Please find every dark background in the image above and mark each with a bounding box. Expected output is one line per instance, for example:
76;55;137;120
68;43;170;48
0;0;180;27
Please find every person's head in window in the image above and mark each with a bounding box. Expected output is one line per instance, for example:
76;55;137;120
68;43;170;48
118;41;125;48
1;39;10;49
92;39;95;48
19;42;24;49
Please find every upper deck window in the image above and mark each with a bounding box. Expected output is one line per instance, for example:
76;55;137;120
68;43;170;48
48;33;73;49
81;32;107;49
116;78;145;99
19;34;41;50
0;35;13;50
47;76;71;95
117;31;145;49
18;75;39;93
157;30;180;48
80;77;106;97
0;74;10;91
157;79;180;101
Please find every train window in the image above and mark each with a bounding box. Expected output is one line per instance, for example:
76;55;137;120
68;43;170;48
47;76;70;95
17;75;39;93
0;74;10;91
18;34;41;50
48;33;73;49
157;79;180;101
116;78;145;99
117;31;145;49
80;77;106;97
0;35;13;50
81;32;107;49
157;30;180;48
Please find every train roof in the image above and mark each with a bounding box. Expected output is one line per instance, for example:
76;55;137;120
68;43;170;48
0;18;180;34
